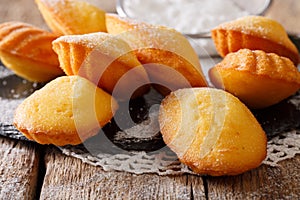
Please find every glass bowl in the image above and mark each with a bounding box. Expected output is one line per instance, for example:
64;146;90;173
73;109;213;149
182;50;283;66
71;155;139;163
116;0;272;38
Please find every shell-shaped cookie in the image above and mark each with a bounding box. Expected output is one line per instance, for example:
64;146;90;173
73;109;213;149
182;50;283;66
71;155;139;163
211;16;299;65
159;88;267;176
0;21;63;82
209;49;300;109
35;0;106;35
14;76;119;146
106;14;207;95
52;32;150;99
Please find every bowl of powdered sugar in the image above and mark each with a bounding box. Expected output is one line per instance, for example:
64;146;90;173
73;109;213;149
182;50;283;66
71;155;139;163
116;0;272;55
117;0;272;37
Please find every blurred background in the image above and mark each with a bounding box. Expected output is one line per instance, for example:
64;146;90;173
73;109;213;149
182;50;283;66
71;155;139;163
0;0;116;30
0;0;299;35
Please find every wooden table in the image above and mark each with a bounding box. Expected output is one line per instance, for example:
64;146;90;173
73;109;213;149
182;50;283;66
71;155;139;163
0;0;299;199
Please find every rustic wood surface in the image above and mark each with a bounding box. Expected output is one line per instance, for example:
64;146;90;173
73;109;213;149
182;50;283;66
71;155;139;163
0;0;299;199
40;147;206;199
0;136;42;199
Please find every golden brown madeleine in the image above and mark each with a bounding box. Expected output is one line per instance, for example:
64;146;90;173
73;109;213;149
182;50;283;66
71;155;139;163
211;16;299;65
0;21;63;82
52;32;150;99
35;0;107;35
209;49;300;109
14;76;119;146
106;14;207;95
159;88;267;176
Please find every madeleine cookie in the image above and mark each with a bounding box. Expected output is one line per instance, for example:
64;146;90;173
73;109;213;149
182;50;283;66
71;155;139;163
0;21;63;82
159;88;267;176
14;76;118;146
211;16;299;65
209;49;300;109
106;14;207;95
52;32;150;99
35;0;107;35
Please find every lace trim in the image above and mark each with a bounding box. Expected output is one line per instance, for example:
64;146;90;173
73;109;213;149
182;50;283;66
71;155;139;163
1;124;299;175
1;65;299;175
264;130;300;167
56;129;299;175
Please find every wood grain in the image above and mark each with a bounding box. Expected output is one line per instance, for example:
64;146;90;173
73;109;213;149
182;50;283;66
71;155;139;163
0;136;41;200
206;155;300;199
39;146;300;199
40;147;206;199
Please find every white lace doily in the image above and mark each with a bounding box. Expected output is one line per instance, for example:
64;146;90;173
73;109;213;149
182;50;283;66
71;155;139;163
264;130;300;167
1;64;300;176
58;128;300;175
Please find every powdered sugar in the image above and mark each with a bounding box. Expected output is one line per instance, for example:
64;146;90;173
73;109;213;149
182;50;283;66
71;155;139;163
121;0;265;34
54;32;135;60
114;105;160;140
0;66;14;77
0;65;42;123
0;98;23;124
289;93;300;110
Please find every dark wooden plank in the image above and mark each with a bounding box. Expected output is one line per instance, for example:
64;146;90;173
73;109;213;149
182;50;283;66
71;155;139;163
206;155;300;199
40;147;206;199
189;175;207;199
0;136;41;199
43;147;300;199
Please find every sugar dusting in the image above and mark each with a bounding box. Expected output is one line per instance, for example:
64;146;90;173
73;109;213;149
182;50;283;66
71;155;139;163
54;32;134;60
288;91;300;110
114;105;160;140
0;66;14;78
0;65;32;124
0;98;24;124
